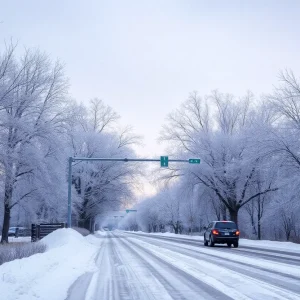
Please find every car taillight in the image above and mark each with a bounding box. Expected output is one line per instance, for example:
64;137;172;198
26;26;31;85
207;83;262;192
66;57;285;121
235;230;240;235
212;229;219;235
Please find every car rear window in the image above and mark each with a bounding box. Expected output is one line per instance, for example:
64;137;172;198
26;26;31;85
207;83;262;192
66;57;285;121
215;222;237;229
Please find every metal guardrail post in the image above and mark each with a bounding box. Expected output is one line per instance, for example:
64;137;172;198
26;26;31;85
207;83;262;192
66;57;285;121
37;225;40;240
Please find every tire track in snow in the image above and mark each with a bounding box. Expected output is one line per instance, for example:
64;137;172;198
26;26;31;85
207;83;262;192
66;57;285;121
106;233;166;300
122;233;300;300
86;233;159;300
66;273;94;300
113;232;243;300
126;233;300;295
126;233;300;257
125;233;300;265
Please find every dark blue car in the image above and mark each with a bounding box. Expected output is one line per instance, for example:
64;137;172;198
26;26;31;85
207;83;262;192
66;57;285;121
204;221;240;248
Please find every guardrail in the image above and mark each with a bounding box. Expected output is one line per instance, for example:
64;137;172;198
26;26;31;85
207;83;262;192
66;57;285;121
31;223;65;242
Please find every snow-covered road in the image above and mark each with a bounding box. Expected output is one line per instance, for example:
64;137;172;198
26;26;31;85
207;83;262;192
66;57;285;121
67;231;300;300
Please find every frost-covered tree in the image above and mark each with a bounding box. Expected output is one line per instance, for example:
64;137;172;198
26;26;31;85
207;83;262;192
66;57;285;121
66;99;141;231
0;44;69;242
0;43;141;241
161;91;278;224
119;74;300;241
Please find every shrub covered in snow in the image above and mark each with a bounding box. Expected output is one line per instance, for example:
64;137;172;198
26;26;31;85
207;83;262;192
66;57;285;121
0;242;46;265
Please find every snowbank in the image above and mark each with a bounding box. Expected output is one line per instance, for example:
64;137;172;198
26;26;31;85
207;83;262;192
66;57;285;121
0;229;100;300
42;227;87;249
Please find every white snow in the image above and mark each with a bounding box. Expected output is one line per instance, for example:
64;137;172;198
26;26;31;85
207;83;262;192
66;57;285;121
1;229;300;300
89;231;300;300
0;229;99;300
126;231;300;253
121;232;300;300
0;236;31;243
95;230;109;236
134;235;300;277
239;239;300;252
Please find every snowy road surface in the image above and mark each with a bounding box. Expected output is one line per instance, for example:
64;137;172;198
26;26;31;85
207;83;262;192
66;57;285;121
67;231;300;300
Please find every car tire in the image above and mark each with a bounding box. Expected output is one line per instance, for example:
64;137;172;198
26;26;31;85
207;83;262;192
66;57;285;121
227;243;231;247
208;236;214;247
233;242;239;248
204;238;208;246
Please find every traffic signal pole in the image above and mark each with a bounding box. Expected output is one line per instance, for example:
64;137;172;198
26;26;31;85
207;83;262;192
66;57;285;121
68;157;73;229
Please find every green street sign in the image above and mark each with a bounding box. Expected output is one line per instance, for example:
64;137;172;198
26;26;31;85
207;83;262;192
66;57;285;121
126;209;137;213
189;158;201;164
160;156;169;167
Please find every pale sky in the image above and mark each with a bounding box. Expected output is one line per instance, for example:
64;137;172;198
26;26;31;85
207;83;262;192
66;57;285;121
1;0;300;159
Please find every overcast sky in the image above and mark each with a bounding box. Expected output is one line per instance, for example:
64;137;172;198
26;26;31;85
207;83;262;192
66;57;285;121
1;0;300;159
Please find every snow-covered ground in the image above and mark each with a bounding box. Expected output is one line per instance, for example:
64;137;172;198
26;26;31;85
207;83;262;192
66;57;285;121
1;229;300;300
127;230;300;253
0;236;31;243
68;230;300;300
0;229;100;300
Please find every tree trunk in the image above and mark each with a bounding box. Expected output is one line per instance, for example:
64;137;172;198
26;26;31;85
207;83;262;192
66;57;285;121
258;220;261;240
229;209;238;225
179;225;183;234
79;215;90;231
1;204;11;243
250;213;257;236
257;199;261;240
221;204;227;220
257;197;262;240
160;224;164;232
174;225;179;234
90;218;95;233
79;194;91;230
1;175;13;243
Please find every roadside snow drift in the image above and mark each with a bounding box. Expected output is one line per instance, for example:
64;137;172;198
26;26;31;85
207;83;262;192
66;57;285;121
0;229;99;300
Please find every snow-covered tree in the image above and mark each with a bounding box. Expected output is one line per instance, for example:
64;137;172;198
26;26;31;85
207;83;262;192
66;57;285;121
66;99;141;231
0;44;69;242
161;91;278;224
0;44;141;241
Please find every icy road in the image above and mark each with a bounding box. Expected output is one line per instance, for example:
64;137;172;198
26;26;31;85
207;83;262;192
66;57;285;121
67;231;300;300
